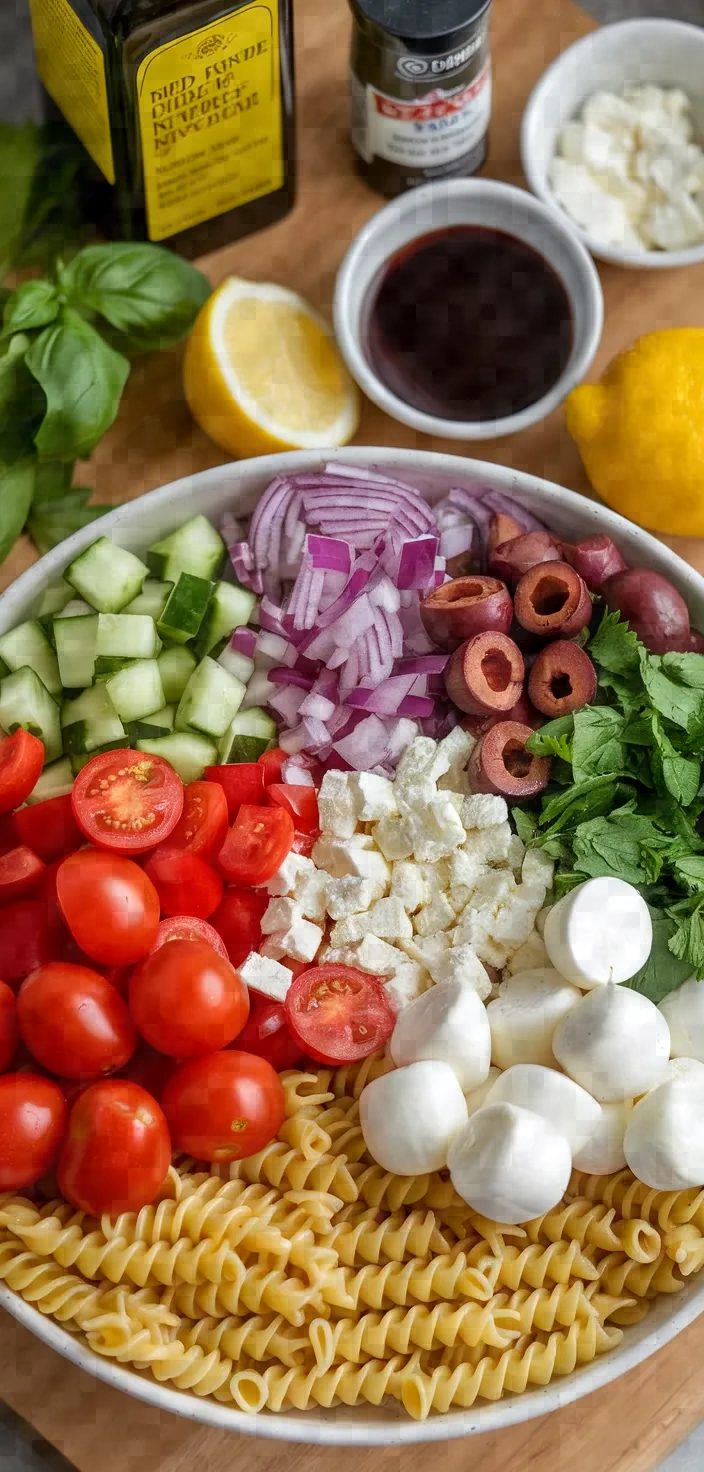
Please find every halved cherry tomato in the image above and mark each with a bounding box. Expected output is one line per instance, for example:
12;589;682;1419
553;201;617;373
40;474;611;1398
13;796;82;864
0;846;46;905
129;937;249;1058
257;748;288;786
143;849;223;919
266;783;319;834
0;1073;67;1190
56;932;129;996
18;961;137;1078
205;763;265;820
0;730;45;815
160;780;228;860
58;1080;171;1216
152;915;229;961
284;964;396;1064
0;814;19;858
235;996;303;1071
0;982;18;1072
57;849;160;965
218;805;294;886
209;887;268;968
0;899;54;984
162;1050;285;1161
291;829;320;857
121;1043;178;1102
71;749;184;854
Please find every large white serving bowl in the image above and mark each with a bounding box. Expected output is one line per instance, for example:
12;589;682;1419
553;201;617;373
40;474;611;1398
1;446;704;1444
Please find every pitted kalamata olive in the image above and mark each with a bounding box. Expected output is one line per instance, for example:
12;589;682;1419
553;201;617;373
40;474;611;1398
467;721;551;800
445;631;524;716
489;531;561;584
528;640;598;717
488;512;523;559
602;569;691;654
668;629;704;653
514;561;592;638
420;575;513;650
462;687;544;737
563;535;628;591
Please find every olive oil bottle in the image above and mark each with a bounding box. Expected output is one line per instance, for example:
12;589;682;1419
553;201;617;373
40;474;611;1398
27;0;296;256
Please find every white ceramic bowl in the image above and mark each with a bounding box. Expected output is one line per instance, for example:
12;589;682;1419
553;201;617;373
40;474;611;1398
521;18;704;270
333;179;603;440
2;446;704;1443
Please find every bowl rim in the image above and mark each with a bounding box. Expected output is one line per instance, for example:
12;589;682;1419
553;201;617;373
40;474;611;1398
333;178;604;440
520;16;704;271
2;444;704;1443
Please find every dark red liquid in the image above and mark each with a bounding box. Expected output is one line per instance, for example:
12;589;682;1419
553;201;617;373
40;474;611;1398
365;225;574;422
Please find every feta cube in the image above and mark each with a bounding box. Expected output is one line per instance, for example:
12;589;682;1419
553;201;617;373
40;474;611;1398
373;813;414;861
347;847;391;889
448;847;490;892
265;852;314;896
349;771;397;821
395;737;439;798
505;930;550;975
329;913;368;948
414;893;456;936
354;934;411;977
317;770;358;839
461;794;508;831
276;917;324;963
434;726;475;787
239;952;294;1003
312;833;376;877
324;875;380;920
261;897;302;934
292;867;329;923
465;822;513;865
507;834;525;871
390;860;428;913
382;962;428;1013
430;944;492;999
329;896;412;949
411;799;465;862
259;933;289;961
522;848;555;892
401;931;451;972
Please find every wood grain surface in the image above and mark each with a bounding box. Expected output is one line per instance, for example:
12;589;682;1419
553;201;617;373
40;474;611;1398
2;0;704;1464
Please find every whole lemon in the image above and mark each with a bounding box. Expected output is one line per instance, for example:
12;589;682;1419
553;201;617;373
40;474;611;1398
566;329;704;538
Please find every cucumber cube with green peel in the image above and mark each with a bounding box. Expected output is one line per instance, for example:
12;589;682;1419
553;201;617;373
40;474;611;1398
147;515;225;584
175;656;245;739
157;574;216;645
0;666;62;763
65;537;149;613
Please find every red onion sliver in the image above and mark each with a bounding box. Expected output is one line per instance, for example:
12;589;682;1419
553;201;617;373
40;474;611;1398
231;627;257;657
269;667;314;689
397;653;449;674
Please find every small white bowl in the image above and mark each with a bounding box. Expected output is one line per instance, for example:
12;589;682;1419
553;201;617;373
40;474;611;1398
333;178;603;440
521;18;704;270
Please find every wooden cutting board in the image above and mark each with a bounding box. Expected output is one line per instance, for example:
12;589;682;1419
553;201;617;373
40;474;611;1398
2;0;704;1466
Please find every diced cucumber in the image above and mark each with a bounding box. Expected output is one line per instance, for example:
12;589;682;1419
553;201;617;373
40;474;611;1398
175;656;245;739
127;704;176;743
106;660;164;723
25;756;74;804
147;515;225;585
70;739;130;775
94;656;138;676
59;599;94;618
136;732;217;784
218;645;255;684
217;705;277;763
0;667;62;763
0;657;9;679
157;646;197;704
196;580;256;656
96;613;160;661
62;684;126;754
66;537;148;613
124;580;173;621
37;580;74;617
150;703;176;730
0;620;62;698
157;573;215;645
54;613;98;689
242;669;277;709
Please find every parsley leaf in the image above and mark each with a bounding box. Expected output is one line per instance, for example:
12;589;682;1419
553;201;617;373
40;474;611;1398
539;775;620;833
512;807;537;844
650;715;701;807
673;856;704;895
572;812;666;885
639;649;704;731
571;706;628;782
589;609;641;675
669;899;704;980
626;906;693;1003
661;652;704;689
526;715;573;763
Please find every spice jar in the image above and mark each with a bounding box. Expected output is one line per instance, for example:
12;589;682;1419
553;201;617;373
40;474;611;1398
348;0;493;196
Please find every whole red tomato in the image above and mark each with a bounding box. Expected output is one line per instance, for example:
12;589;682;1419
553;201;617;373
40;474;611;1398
0;982;18;1072
58;1080;171;1217
18;962;137;1078
56;849;160;965
0;1073;67;1190
162;1050;285;1162
209;887;268;968
129;938;249;1058
235;996;303;1071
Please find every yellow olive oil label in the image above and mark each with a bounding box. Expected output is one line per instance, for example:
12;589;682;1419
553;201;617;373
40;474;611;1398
136;2;283;243
28;0;115;184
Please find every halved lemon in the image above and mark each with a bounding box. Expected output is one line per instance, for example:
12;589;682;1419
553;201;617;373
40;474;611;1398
183;277;360;458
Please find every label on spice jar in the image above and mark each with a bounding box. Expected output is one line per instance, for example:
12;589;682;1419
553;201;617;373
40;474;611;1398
136;1;283;243
351;60;491;171
28;0;115;183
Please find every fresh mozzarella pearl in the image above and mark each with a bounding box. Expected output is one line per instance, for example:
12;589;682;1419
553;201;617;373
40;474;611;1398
659;1056;704;1086
552;984;670;1103
572;1100;633;1175
543;877;652;988
465;1066;501;1116
389;978;491;1090
624;1072;704;1189
486;968;582;1070
485;1063;602;1154
447;1102;572;1225
659;977;704;1063
359;1061;468;1176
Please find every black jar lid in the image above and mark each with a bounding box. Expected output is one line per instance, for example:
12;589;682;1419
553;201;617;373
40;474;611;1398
352;0;491;42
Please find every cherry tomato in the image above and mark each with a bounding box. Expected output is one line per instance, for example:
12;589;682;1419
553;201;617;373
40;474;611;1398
121;1043;178;1102
162;780;228;859
13;796;82;864
257;748;288;786
152;915;229;961
266;783;319;834
0;982;18;1072
0;845;46;905
205;763;265;820
162;1050;285;1162
18;962;137;1078
0;813;20;858
209;887;268;968
58;1080;171;1217
0;1073;67;1190
56;849;160;965
41;856;73;941
0;899;54;984
0;730;45;816
129;938;249;1058
291;829;320;857
143;849;223;919
71;749;184;854
218;805;294;886
235;996;303;1071
284;964;396;1064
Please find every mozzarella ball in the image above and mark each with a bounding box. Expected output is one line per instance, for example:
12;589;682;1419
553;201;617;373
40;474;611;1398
486;968;582;1070
543;877;652;988
572;1099;633;1175
486;1063;602;1154
658;1056;704;1086
447;1102;572;1225
390;978;491;1090
659;977;704;1063
465;1066;502;1116
359;1061;468;1176
552;984;670;1103
624;1072;704;1189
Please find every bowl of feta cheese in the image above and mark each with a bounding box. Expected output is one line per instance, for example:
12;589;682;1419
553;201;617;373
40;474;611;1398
520;18;704;268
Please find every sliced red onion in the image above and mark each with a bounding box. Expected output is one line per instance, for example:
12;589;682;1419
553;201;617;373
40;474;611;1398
231;627;257;658
306;535;352;572
269;667;314;689
397;536;440;590
346;674;417;716
258;596;290;637
299;691;336;722
268;686;306;724
397;653;449;674
302;715;332;751
397;694;434;718
439;523;476;562
256;632;297;668
279;724;308;754
333;714;390;770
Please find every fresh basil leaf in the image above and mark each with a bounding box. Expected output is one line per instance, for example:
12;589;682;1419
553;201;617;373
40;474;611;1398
2;280;60;336
0;123;41;277
0;334;46;464
668;900;704;979
526;715;573;762
571;706;627;782
650;714;701;807
639;649;704;732
661;652;704;689
25;308;129;461
539;774;619;832
589;609;641;675
0;459;35;564
27;463;108;554
626;906;693;1003
60;243;211;352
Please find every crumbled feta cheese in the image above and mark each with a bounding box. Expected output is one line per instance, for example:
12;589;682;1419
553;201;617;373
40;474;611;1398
259;933;289;961
239;952;294;1002
275;917;324;963
448;847;490;892
390;860;428;913
317;770;358;839
373;814;414;861
435;727;476;792
261;897;301;934
414;892;456;936
383;962;428;1012
265;852;314;896
349;771;397;821
505;930;550;975
354;934;412;977
395;737;440;798
324;875;380;920
522;849;555;892
346;847;391;888
461;794;508;830
312;833;376;877
293;867;329;922
465;822;513;865
430;944;492;998
329;896;412;948
411;798;465;861
507;834;525;871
